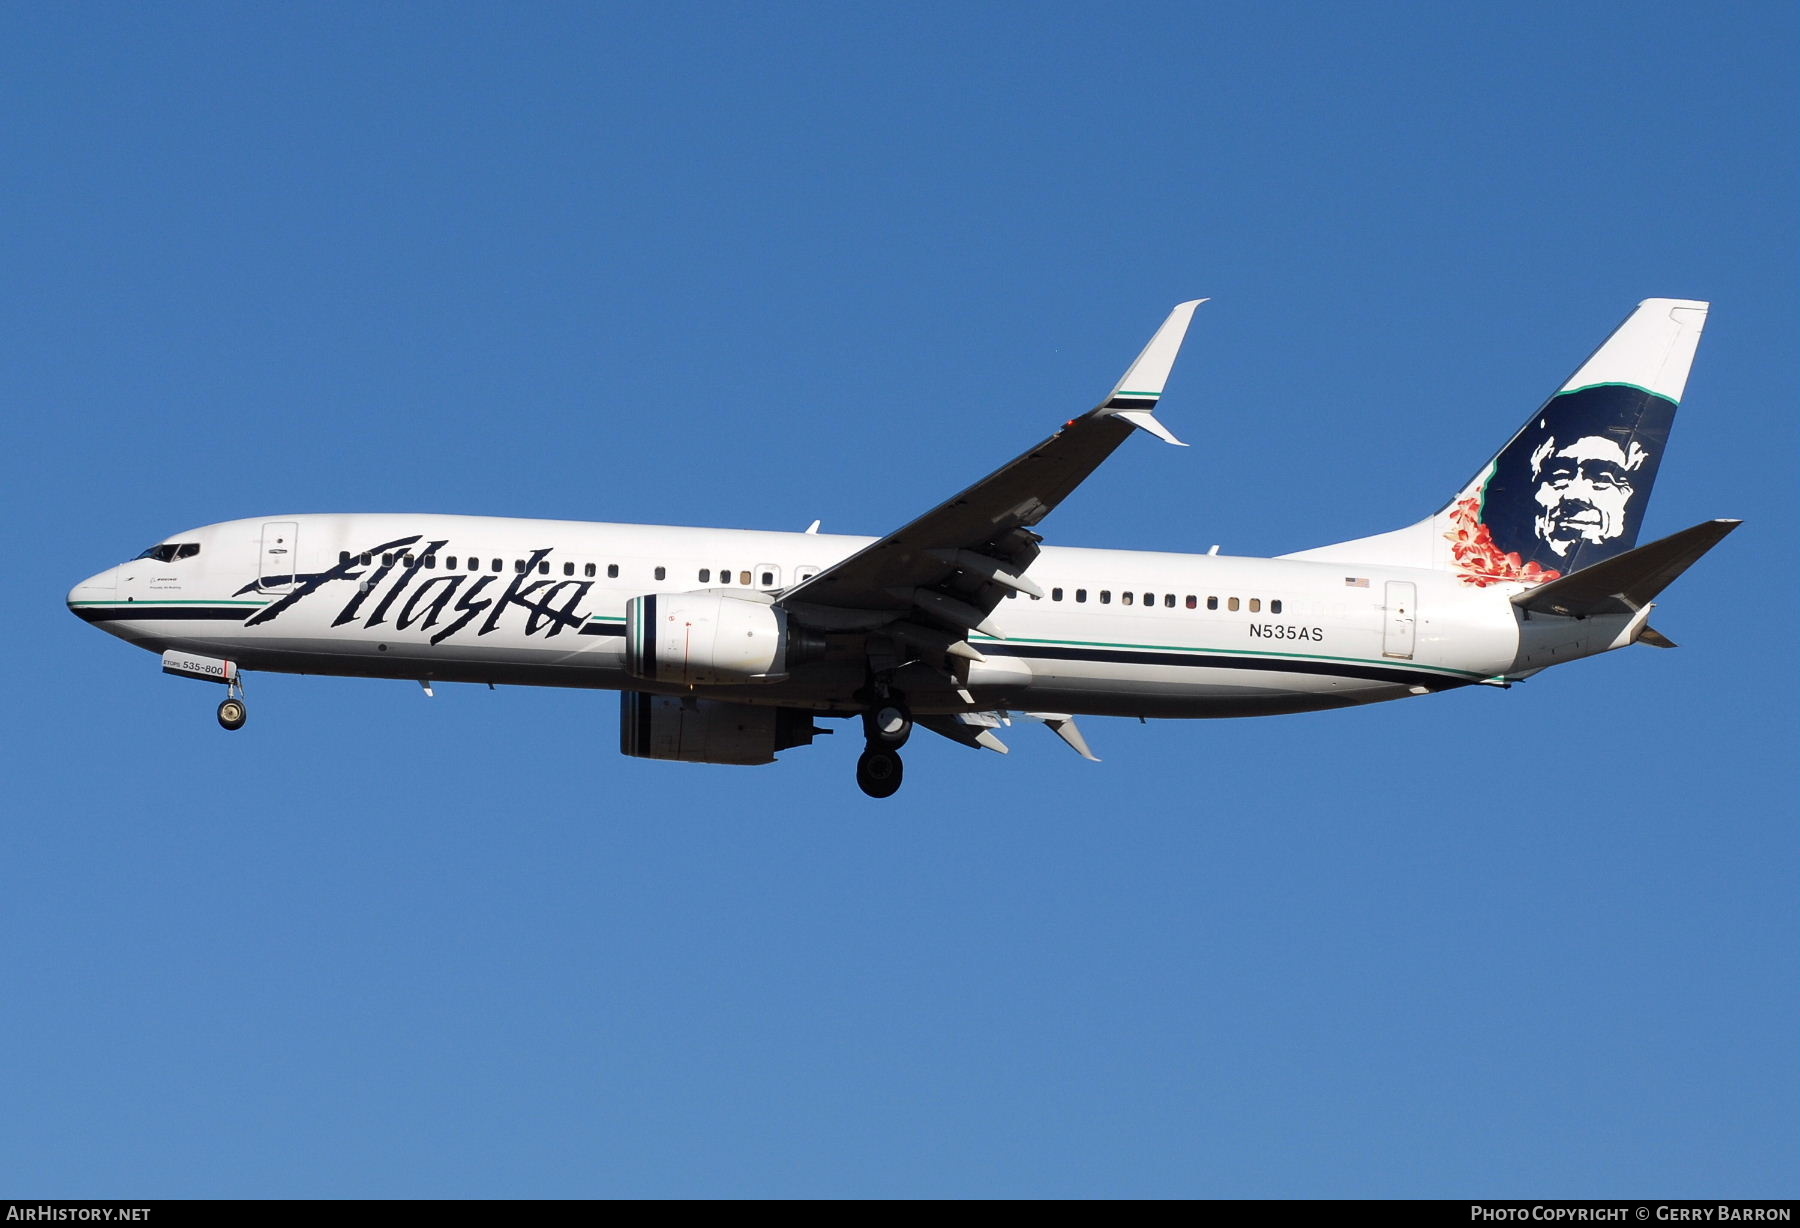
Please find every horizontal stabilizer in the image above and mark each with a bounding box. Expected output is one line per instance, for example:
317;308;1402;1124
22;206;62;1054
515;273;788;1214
1512;519;1740;618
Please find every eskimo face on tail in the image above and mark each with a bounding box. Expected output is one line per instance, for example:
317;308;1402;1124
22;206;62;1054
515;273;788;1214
1529;431;1648;554
1456;384;1676;584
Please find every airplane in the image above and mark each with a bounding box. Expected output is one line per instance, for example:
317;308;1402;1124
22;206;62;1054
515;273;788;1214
67;298;1737;797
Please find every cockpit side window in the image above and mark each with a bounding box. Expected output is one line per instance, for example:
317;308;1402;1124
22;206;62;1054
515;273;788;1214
135;542;201;563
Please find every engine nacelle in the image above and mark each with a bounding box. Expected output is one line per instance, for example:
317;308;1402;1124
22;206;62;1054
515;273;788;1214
619;693;819;766
625;592;818;686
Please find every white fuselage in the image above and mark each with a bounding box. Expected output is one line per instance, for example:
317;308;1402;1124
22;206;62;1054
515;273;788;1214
67;512;1577;720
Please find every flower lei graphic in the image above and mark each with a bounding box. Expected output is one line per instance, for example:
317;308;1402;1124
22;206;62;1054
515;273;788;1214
1444;497;1560;587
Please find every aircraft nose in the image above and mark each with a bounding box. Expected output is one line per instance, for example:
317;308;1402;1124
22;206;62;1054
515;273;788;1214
67;567;119;619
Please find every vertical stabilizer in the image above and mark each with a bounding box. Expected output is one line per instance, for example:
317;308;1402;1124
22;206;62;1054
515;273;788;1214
1283;299;1709;586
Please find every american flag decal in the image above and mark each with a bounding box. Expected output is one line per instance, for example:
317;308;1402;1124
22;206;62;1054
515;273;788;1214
1345;577;1369;588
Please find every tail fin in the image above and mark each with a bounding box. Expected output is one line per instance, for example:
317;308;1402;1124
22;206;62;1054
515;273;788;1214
1284;299;1709;586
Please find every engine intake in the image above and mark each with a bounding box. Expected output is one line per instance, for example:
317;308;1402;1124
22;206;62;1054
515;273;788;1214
624;592;820;686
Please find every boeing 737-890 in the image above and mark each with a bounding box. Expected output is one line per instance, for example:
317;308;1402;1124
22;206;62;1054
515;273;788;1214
67;299;1737;796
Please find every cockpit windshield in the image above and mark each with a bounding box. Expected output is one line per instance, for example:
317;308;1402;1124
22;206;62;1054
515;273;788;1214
135;542;201;563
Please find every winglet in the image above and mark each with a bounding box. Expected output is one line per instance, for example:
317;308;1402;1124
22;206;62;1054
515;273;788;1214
1100;299;1204;446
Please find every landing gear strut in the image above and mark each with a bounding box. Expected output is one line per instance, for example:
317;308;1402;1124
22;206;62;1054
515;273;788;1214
216;675;247;731
855;686;911;798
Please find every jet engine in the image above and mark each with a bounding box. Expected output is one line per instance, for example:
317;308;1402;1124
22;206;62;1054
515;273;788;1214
619;693;820;765
624;592;821;686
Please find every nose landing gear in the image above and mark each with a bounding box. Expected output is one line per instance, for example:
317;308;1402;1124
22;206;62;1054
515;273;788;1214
216;675;247;731
855;689;912;798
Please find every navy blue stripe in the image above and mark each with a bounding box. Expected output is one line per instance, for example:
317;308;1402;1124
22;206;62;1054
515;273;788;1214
579;623;624;638
981;643;1470;690
72;606;252;623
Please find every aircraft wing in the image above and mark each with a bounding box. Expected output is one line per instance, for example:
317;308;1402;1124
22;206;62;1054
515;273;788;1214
776;301;1203;646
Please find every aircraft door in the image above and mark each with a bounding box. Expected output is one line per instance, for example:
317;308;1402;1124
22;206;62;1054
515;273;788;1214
1382;581;1416;659
259;521;300;593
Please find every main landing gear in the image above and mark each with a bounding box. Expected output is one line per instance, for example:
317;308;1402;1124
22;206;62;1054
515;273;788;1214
855;690;912;799
216;675;247;731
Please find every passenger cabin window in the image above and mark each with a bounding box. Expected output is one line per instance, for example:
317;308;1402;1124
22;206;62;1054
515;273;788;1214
491;558;502;573
1052;587;1063;601
1164;594;1175;608
1100;590;1111;604
383;554;395;567
699;569;711;583
1207;596;1218;611
514;559;526;573
1186;595;1197;609
654;566;666;581
585;563;597;578
564;562;574;576
607;564;619;578
340;551;351;564
1076;589;1087;603
760;570;775;587
739;570;751;586
1122;592;1134;606
538;561;550;575
423;555;436;569
1228;597;1240;612
361;554;373;566
1249;598;1261;613
1271;599;1283;614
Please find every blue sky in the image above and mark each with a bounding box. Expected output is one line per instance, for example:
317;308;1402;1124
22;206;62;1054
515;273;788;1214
3;1;1794;1198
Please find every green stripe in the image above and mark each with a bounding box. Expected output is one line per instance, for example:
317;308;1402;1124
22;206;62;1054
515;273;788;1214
967;632;1489;680
1555;381;1674;402
1114;390;1161;397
